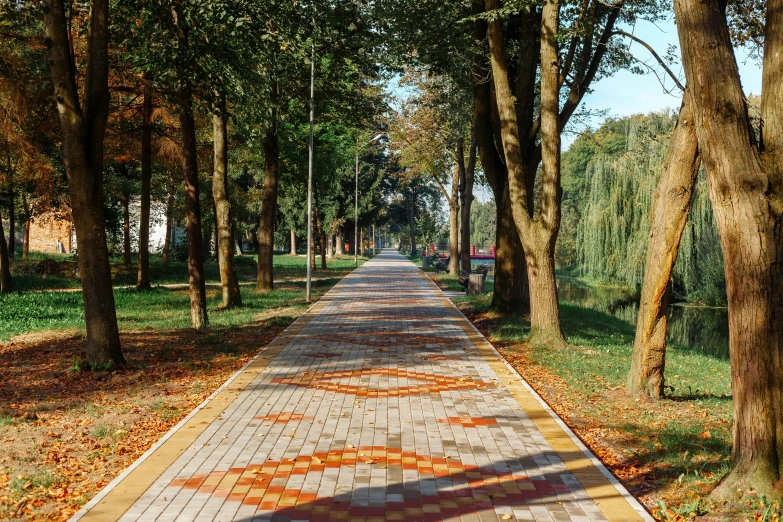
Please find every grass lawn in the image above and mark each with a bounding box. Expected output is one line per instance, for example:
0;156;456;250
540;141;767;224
424;270;774;522
0;254;363;340
0;253;366;520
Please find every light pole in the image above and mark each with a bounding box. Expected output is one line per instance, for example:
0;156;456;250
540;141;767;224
355;133;384;266
305;38;315;303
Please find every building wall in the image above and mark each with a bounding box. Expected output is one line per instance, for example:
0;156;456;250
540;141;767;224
29;211;74;254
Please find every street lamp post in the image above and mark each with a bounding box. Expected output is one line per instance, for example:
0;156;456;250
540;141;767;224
305;39;315;303
354;133;384;266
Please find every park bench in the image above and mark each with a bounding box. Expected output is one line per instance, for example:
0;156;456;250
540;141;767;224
434;256;450;273
458;264;490;295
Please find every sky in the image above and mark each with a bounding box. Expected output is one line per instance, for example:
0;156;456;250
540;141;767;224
569;16;762;147
389;17;764;204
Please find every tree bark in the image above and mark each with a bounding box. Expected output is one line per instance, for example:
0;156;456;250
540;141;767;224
8;183;14;259
257;96;279;291
178;84;208;329
290;230;297;255
0;211;11;293
486;0;565;346
448;149;461;275
336;229;344;255
121;190;131;266
674;0;783;496
212;95;242;308
408;189;416;255
22;193;29;261
42;0;125;368
316;207;327;269
137;81;152;289
460;132;477;273
472;0;530;315
627;91;700;399
162;175;174;263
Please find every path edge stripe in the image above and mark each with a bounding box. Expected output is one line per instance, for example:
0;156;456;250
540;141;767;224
417;267;654;522
68;269;357;522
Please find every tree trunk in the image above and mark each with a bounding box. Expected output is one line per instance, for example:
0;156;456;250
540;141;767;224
316;208;327;269
460;133;477;274
674;0;783;496
257;101;279;291
336;229;344;255
162;175;174;263
627;92;700;399
408;190;416;255
471;1;530;316
22;193;29;261
486;0;565;346
492;186;530;314
178;83;208;330
212;95;242;308
137;81;152;289
449;155;460;275
42;0;125;368
0;211;11;293
8;183;14;259
290;230;296;255
121;190;131;266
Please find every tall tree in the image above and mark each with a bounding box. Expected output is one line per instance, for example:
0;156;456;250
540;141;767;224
257;91;279;291
41;0;125;367
627;92;700;398
459;133;477;273
0;210;11;293
172;4;208;329
674;0;783;496
212;95;242;308
136;78;153;289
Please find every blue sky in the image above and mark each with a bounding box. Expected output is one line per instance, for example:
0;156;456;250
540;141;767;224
572;16;762;146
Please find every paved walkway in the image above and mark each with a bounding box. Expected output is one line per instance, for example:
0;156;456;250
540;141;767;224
72;250;650;522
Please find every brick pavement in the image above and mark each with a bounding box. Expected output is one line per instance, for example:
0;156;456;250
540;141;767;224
72;249;650;522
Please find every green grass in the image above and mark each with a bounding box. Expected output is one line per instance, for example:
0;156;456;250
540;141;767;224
0;254;366;340
454;292;734;509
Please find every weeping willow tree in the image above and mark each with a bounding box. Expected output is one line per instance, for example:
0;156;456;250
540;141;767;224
567;110;724;304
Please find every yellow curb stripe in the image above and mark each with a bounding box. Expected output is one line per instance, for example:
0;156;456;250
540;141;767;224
74;277;351;522
417;269;649;522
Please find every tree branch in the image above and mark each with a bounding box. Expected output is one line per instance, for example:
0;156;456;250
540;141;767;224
612;30;685;91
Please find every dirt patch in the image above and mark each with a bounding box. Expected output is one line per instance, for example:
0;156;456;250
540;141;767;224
0;318;293;520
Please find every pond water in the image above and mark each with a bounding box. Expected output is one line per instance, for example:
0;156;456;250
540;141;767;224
557;279;730;360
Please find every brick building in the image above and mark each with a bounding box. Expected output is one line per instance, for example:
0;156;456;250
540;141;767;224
28;209;75;254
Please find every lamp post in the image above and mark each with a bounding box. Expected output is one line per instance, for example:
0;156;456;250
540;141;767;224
355;133;384;266
305;38;315;303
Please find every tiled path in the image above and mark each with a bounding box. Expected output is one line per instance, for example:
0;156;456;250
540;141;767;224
72;250;651;522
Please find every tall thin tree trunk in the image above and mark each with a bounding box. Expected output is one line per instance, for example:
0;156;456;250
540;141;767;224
257;90;279;291
316;208;327;269
336;229;344;255
42;0;125;368
290;230;296;255
460;133;477;274
178;83;208;329
0;211;11;293
674;0;783;496
487;0;565;345
408;190;416;255
8;183;14;259
22;193;29;261
137;81;152;289
627;92;700;398
212;95;241;308
471;0;530;315
121;190;131;266
449;155;460;275
162;175;174;263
